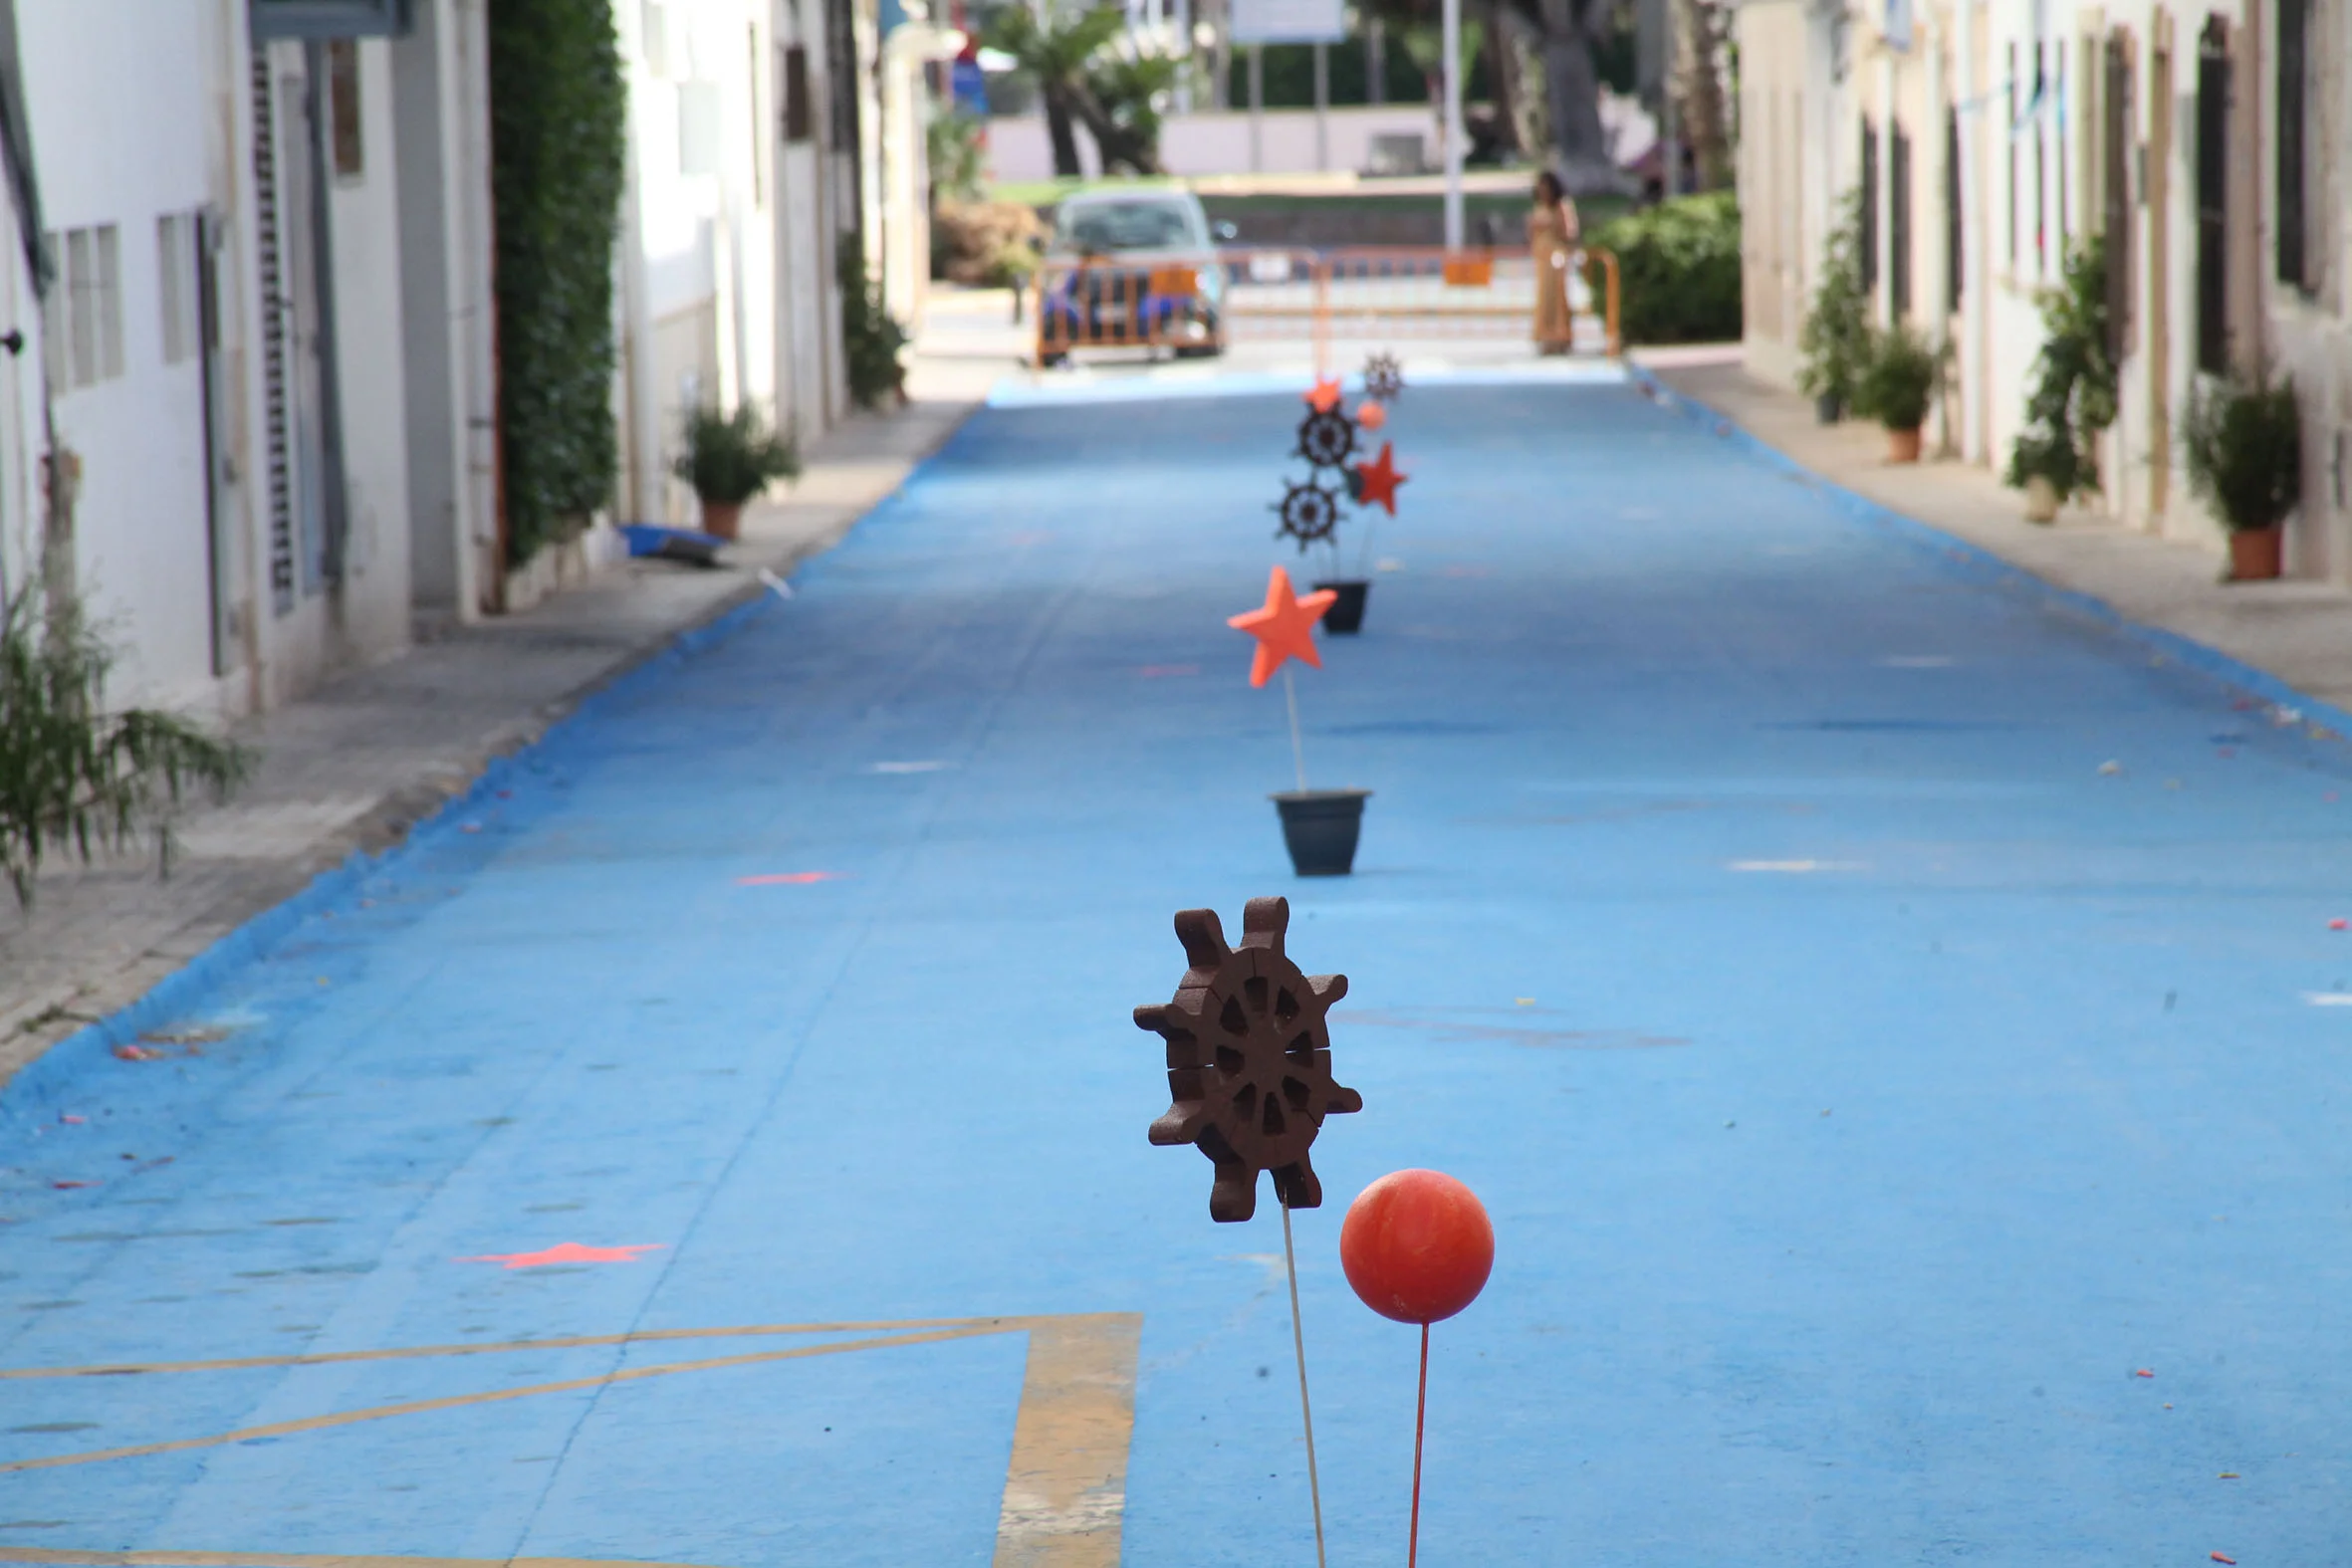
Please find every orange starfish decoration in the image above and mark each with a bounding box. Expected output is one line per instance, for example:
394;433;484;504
1303;376;1344;414
1228;566;1336;688
459;1242;666;1269
1353;442;1407;515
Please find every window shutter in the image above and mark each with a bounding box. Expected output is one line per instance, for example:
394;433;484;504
1860;120;1879;294
1891;120;1912;319
783;45;813;142
2194;18;2230;374
2275;0;2307;291
2103;35;2133;357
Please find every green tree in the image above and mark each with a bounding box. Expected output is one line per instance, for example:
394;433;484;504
1796;187;1870;414
2005;237;2118;502
985;5;1132;177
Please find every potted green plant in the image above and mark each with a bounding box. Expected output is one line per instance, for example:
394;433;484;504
1796;188;1869;423
673;401;800;542
1854;321;1943;463
2003;238;2117;523
2183;369;2302;581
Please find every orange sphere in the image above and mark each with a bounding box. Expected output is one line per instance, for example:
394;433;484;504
1340;1169;1494;1324
1356;400;1388;431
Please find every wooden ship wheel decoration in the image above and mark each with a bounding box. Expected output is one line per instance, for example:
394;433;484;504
1135;896;1362;1222
1361;350;1406;403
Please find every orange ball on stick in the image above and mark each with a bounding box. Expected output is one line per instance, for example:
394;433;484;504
1340;1168;1493;1324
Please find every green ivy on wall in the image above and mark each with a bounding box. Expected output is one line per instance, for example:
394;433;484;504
488;0;626;566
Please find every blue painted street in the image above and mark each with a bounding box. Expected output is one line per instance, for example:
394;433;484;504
7;374;2352;1565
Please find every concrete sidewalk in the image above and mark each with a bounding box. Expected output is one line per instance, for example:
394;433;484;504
0;349;1005;1083
1645;353;2352;717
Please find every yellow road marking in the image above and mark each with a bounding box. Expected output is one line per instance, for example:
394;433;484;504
0;1327;1001;1474
0;1313;1144;1567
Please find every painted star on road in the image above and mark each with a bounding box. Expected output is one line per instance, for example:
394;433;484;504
459;1241;667;1269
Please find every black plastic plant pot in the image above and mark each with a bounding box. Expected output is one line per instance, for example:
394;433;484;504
1272;788;1371;876
1312;579;1370;634
1814;393;1844;424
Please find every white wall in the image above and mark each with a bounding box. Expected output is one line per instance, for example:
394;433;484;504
20;0;225;712
985;105;1444;184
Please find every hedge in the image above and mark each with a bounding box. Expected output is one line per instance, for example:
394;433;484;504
488;0;627;565
1592;189;1742;345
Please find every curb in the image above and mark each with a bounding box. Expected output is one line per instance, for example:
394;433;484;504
1623;361;2352;745
0;587;785;1127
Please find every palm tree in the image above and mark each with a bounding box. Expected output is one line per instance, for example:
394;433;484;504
985;4;1126;178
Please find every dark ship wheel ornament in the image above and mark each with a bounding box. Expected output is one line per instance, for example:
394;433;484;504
1135;897;1363;1222
1274;479;1340;549
1296;408;1357;469
1362;350;1406;403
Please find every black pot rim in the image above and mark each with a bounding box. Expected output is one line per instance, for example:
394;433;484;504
1270;788;1372;803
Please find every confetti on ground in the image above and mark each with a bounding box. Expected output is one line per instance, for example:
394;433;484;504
2212;1553;2235;1564
1138;664;1200;678
2134;1369;2155;1378
2332;919;2347;931
2098;761;2124;775
50;1180;92;1190
737;871;845;886
112;1044;162;1061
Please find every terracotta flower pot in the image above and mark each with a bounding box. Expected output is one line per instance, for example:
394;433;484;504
2022;475;2060;524
2228;526;2283;581
698;499;743;542
1885;425;1923;464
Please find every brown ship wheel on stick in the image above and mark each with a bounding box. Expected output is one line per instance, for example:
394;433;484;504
1135;896;1363;1222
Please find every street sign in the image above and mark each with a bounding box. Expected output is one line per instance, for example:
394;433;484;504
1230;0;1344;45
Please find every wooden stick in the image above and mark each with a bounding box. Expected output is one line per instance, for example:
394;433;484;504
1280;1198;1328;1568
1283;666;1308;791
1409;1321;1430;1568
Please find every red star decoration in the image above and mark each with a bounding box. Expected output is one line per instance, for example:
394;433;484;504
1353;442;1407;515
1355;400;1387;431
1228;566;1336;688
1303;376;1343;413
460;1242;666;1269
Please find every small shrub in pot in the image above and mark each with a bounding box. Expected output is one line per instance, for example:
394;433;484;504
673;402;800;541
2183;370;2302;580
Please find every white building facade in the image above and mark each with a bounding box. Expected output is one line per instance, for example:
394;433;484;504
1737;0;2351;575
2;0;891;723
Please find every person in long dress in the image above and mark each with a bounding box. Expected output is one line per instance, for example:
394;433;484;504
1529;170;1580;355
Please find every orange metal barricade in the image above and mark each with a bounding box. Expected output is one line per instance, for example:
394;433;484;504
1031;245;1621;371
1315;246;1622;366
1032;254;1227;365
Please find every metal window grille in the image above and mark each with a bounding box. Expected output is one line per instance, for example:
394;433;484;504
2195;18;2230;374
252;51;298;614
